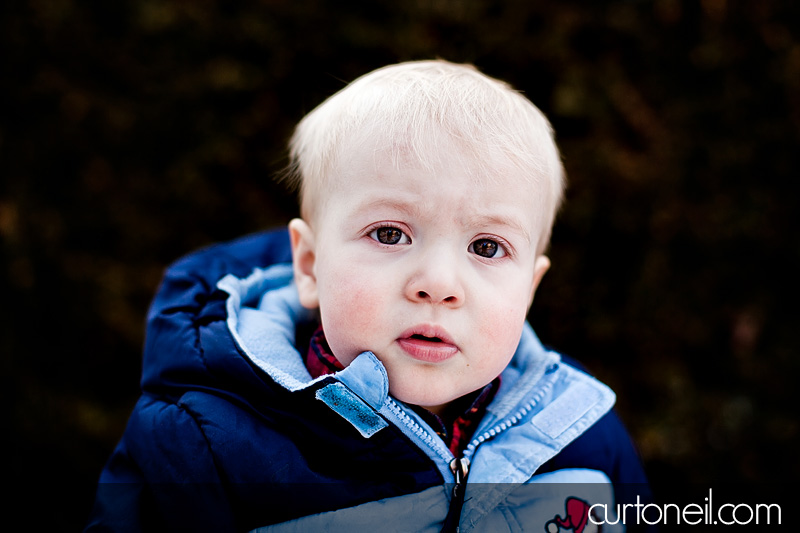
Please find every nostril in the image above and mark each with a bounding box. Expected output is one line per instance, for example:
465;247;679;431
412;289;458;304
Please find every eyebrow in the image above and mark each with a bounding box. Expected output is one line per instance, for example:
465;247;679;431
466;213;532;243
351;197;421;218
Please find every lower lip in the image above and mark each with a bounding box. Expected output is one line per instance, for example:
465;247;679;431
397;337;459;363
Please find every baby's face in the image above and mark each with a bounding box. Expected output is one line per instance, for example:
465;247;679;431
290;139;550;414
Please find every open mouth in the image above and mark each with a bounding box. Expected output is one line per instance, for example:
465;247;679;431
410;334;442;342
398;327;458;362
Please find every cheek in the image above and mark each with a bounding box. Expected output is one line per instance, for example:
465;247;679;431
316;263;385;362
477;290;530;360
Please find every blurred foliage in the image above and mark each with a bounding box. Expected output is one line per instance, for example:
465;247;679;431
2;0;799;528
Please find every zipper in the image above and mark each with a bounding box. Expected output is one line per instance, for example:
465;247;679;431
388;389;546;532
385;398;454;467
461;377;551;464
439;399;538;532
441;457;470;532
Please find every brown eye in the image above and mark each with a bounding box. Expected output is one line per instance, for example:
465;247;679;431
470;238;504;258
370;227;410;245
378;227;402;244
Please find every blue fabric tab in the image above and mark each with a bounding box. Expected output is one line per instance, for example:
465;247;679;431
530;381;602;439
334;351;388;410
316;382;388;438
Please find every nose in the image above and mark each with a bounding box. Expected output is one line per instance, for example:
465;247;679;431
405;248;465;307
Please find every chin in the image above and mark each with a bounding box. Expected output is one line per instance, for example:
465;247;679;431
390;386;457;413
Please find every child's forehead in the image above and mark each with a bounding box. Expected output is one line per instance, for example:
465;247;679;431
307;126;549;218
317;133;545;224
336;129;541;191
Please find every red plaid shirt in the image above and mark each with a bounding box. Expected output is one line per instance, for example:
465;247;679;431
305;327;500;456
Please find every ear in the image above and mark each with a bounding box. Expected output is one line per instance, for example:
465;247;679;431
528;255;551;305
288;218;319;309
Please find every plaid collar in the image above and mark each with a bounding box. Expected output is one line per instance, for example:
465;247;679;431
305;326;500;456
306;326;344;376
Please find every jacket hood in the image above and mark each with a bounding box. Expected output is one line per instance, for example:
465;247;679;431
140;230;295;396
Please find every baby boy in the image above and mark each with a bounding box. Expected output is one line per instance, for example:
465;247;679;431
87;60;649;533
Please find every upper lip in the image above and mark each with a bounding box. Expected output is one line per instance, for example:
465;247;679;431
398;324;456;346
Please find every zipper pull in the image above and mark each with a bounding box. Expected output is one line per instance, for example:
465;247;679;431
450;457;470;488
441;458;470;533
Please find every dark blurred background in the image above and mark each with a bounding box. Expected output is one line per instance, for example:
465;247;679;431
3;0;798;529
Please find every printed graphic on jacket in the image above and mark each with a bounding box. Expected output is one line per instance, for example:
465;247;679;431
545;497;602;533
